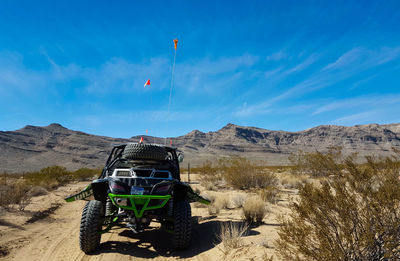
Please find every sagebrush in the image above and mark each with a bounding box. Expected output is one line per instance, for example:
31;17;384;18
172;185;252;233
222;157;277;190
277;151;400;260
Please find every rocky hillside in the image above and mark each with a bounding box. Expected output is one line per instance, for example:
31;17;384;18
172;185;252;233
1;122;400;173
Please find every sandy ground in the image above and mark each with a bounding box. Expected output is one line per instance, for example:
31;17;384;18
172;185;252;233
0;174;296;261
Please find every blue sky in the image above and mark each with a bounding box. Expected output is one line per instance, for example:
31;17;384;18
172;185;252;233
1;0;400;138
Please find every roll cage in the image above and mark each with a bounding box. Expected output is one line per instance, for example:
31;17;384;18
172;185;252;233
100;144;182;180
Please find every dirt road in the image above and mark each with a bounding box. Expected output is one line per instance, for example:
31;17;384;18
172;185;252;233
0;180;289;260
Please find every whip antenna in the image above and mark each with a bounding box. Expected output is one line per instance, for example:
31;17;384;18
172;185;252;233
165;38;178;145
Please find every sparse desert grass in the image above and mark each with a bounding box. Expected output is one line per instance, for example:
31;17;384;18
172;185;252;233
217;221;248;255
262;253;274;261
278;173;309;189
242;195;268;224
206;193;231;214
258;186;280;204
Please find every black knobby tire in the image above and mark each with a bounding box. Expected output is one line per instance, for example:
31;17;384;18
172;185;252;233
122;143;167;161
105;197;116;216
172;200;192;250
79;200;104;253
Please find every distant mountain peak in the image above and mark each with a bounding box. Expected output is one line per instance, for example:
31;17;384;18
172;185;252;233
44;123;70;132
48;123;65;128
220;123;238;131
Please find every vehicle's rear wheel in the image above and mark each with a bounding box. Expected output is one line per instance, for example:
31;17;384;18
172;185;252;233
122;143;167;161
172;200;192;250
79;200;104;253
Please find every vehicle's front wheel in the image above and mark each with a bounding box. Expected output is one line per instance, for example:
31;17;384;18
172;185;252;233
79;200;104;253
172;200;192;250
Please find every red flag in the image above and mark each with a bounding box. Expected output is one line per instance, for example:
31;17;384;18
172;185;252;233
140;137;144;143
170;140;172;146
144;79;150;87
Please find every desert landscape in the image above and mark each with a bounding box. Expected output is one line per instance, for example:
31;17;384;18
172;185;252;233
1;146;399;260
0;171;297;260
1;1;400;260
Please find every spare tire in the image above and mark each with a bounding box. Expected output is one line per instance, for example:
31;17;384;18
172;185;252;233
122;143;167;161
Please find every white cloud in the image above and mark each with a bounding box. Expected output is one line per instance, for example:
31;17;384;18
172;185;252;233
236;46;400;118
266;51;288;61
283;53;320;75
175;54;259;93
331;110;382;125
324;46;400;71
324;47;364;70
313;95;400;115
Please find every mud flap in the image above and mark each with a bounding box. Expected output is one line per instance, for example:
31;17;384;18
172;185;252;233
64;184;93;202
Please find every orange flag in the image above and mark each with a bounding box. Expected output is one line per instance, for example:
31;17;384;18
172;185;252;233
140;137;144;143
173;39;178;50
144;79;150;87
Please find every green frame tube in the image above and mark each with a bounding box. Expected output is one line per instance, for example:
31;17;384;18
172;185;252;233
108;193;171;218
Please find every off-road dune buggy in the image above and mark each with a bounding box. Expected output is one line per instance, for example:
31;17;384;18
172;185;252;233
65;143;210;253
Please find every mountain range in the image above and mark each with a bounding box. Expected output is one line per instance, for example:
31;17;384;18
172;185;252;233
1;122;400;173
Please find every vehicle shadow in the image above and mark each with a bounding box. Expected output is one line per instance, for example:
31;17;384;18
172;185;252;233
92;218;259;258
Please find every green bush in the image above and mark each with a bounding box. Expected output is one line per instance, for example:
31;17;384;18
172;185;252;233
276;153;400;260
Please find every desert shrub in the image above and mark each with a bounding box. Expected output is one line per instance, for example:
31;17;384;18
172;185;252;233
279;173;308;189
231;193;246;208
199;160;222;188
258;186;280;204
276;155;400;260
25;166;71;188
242;195;267;224
0;185;13;208
71;168;99;181
0;166;100;210
217;221;248;255
288;150;308;175
0;181;36;211
223;157;277;190
214;195;230;210
289;147;344;177
27;186;48;197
